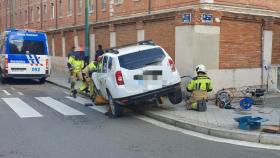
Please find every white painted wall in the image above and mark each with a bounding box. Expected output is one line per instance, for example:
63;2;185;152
62;36;66;57
137;30;145;42
110;32;116;47
262;30;273;85
90;34;96;59
50;56;68;73
74;35;79;48
200;0;214;3
175;25;220;77
207;68;262;92
51;37;55;56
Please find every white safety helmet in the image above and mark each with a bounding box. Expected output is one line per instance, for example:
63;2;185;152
196;64;207;73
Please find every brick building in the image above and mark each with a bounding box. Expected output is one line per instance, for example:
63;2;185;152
0;0;280;92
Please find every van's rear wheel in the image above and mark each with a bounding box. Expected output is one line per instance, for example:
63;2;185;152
39;78;46;84
168;89;183;104
108;93;123;118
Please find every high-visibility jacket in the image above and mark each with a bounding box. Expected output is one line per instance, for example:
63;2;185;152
187;75;213;92
68;56;84;73
88;61;97;71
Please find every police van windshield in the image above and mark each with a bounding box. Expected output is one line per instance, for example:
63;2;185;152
9;39;46;55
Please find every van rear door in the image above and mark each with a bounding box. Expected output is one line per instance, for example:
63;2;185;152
7;39;47;76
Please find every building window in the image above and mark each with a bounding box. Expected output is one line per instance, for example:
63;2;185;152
58;0;63;17
14;13;17;26
43;4;47;20
102;0;107;11
77;0;82;15
30;8;33;23
114;0;123;5
67;0;72;15
37;6;41;22
51;2;55;19
89;0;94;13
25;10;28;24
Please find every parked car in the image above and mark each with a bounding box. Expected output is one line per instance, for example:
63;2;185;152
92;40;182;117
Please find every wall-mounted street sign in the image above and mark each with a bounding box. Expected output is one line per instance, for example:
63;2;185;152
182;13;191;23
201;13;213;23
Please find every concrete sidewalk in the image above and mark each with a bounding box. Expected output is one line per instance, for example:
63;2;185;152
47;70;280;146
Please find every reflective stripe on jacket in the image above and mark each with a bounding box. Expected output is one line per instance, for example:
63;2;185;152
187;75;213;92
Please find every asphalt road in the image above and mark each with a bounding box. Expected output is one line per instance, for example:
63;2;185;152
0;79;279;158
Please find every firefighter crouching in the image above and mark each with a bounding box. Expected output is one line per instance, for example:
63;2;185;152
67;47;85;98
81;59;97;100
186;64;213;111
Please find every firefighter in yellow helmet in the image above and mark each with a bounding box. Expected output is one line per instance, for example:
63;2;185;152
186;64;213;111
67;47;85;98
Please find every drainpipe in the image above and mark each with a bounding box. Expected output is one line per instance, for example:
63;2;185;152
261;21;265;90
5;0;7;29
27;0;30;27
95;0;98;22
40;0;43;29
148;0;151;14
55;0;58;29
73;0;76;25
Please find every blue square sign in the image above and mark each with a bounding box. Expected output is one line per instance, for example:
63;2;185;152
182;13;191;23
201;13;213;23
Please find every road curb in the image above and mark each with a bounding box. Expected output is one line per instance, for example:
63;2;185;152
144;110;280;146
46;80;70;90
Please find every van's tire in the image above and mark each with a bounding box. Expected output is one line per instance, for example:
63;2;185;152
0;70;6;84
168;89;183;104
39;78;46;84
108;93;123;118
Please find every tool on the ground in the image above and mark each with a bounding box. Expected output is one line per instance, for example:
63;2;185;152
234;116;268;130
246;88;266;105
215;89;234;109
239;97;254;110
94;95;109;105
262;125;280;134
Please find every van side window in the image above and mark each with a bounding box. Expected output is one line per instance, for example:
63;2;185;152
102;56;108;73
108;57;113;71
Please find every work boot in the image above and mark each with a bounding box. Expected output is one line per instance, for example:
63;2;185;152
72;90;77;98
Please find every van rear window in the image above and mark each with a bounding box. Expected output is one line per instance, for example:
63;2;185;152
9;39;46;55
118;48;166;70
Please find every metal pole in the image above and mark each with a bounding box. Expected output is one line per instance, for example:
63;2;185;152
85;0;90;64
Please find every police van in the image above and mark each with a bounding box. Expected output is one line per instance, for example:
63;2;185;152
0;29;50;83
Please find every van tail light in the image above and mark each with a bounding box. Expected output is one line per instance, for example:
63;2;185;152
4;57;8;69
115;71;124;85
168;59;176;72
46;59;49;74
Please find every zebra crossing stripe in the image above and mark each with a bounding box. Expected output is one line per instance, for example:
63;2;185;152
66;96;107;114
2;98;43;118
36;97;85;116
2;90;11;96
